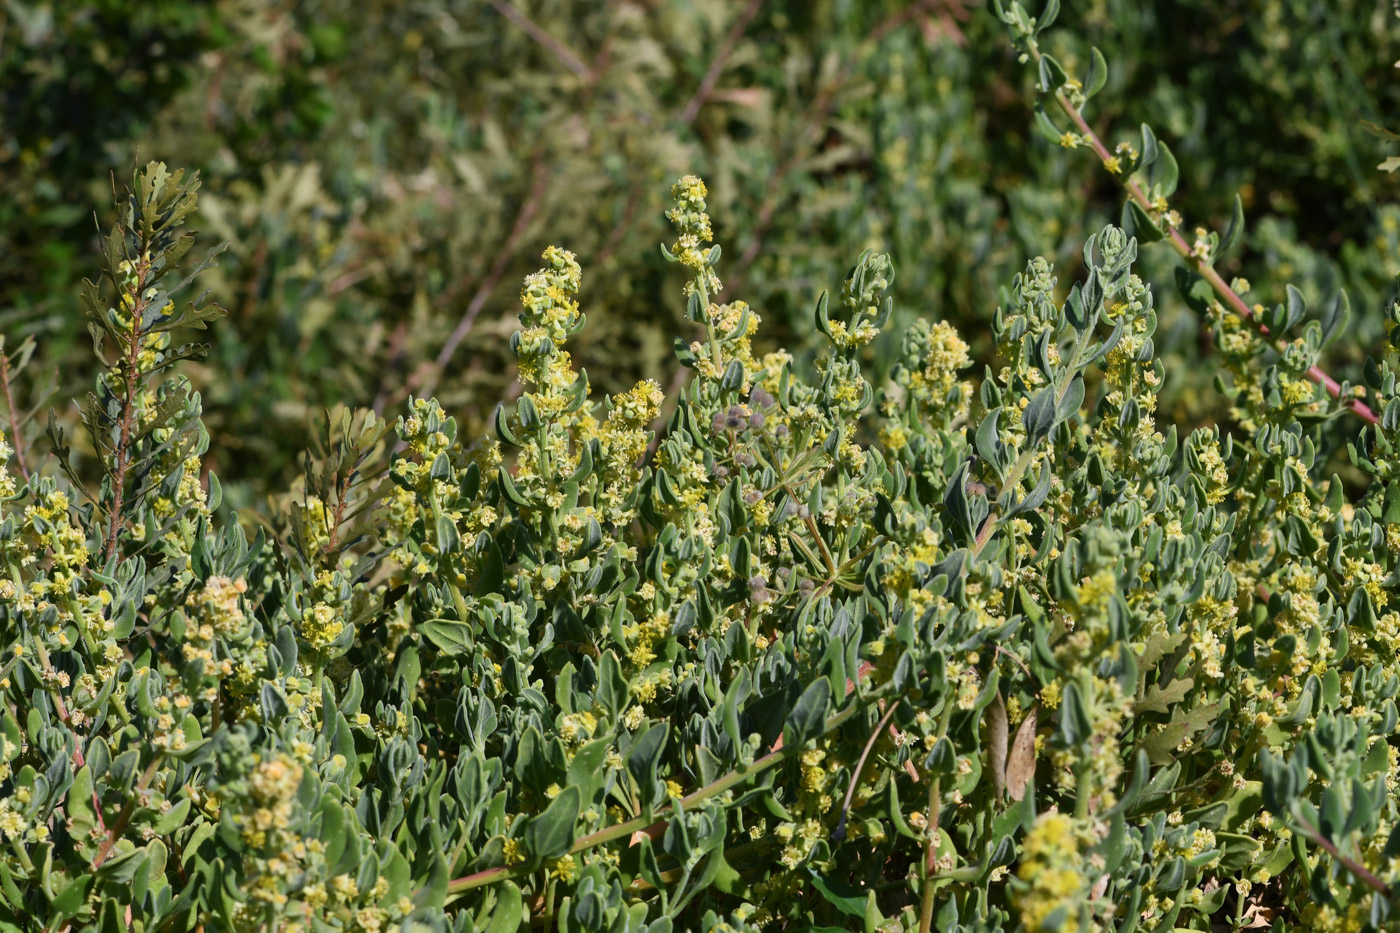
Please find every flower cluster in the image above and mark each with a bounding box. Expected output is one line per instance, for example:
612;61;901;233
7;141;1400;933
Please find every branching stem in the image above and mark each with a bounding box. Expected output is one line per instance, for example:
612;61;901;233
441;693;872;896
1034;64;1378;425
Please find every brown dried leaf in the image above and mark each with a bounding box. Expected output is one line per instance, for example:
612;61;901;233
1005;705;1038;802
988;690;1008;802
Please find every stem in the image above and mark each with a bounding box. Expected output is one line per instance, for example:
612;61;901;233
0;350;29;482
30;640;105;834
487;0;590;77
93;755;162;868
918;698;957;933
698;279;724;373
1294;815;1395;901
443;693;872;896
834;699;903;840
103;255;152;565
678;0;765;124
1037;69;1378;425
323;465;357;557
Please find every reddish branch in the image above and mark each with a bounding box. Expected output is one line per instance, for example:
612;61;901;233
1046;86;1379;425
92;758;162;869
31;640;106;840
1294;815;1395;901
487;0;590;77
678;0;766;124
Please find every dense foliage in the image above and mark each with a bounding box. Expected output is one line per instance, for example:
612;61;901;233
4;2;1400;932
3;0;1398;510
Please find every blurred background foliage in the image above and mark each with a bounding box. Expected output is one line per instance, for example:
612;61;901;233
2;0;1397;512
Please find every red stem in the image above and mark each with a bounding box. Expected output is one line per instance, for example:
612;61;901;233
1051;89;1378;425
678;0;766;124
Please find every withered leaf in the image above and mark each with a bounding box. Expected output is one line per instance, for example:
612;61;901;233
1006;705;1038;802
988;690;1009;802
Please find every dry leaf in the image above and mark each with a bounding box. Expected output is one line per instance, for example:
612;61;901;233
1006;705;1038;802
987;690;1008;802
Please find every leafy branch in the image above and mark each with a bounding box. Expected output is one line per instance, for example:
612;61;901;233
996;0;1379;426
441;688;874;896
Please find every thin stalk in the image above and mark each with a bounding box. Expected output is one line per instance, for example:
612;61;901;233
93;755;163;868
1032;56;1378;425
103;254;152;564
833;699;902;841
1294;815;1395;902
29;639;105;833
487;0;589;77
443;694;872;896
918;698;957;933
678;0;765;124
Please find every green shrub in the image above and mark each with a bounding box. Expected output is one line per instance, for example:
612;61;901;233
4;3;1400;932
5;0;1398;511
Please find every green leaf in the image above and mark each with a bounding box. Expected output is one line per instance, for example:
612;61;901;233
1056;375;1084;421
1122;199;1164;243
67;766;98;838
1058;681;1091;745
150;797;192;835
673;337;697;368
419;618;473;655
1220;193;1246;254
483;881;523;933
498;469;530;507
1022;386;1057;444
1319;290;1350;348
566;738;611;804
808;870;868;918
524;785;581;866
435;513;459;555
1085;47;1108;98
50;874;93;925
492;403;520;447
814;290;831;338
1037;53;1068;94
1145;140;1179;198
474;539;505;597
975;407;1005;475
412;849;449;910
627;724;668;793
1174;267;1217;314
1215;832;1263;873
1032;100;1064;143
783;679;831;749
1136;677;1193;716
1284;284;1307;331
